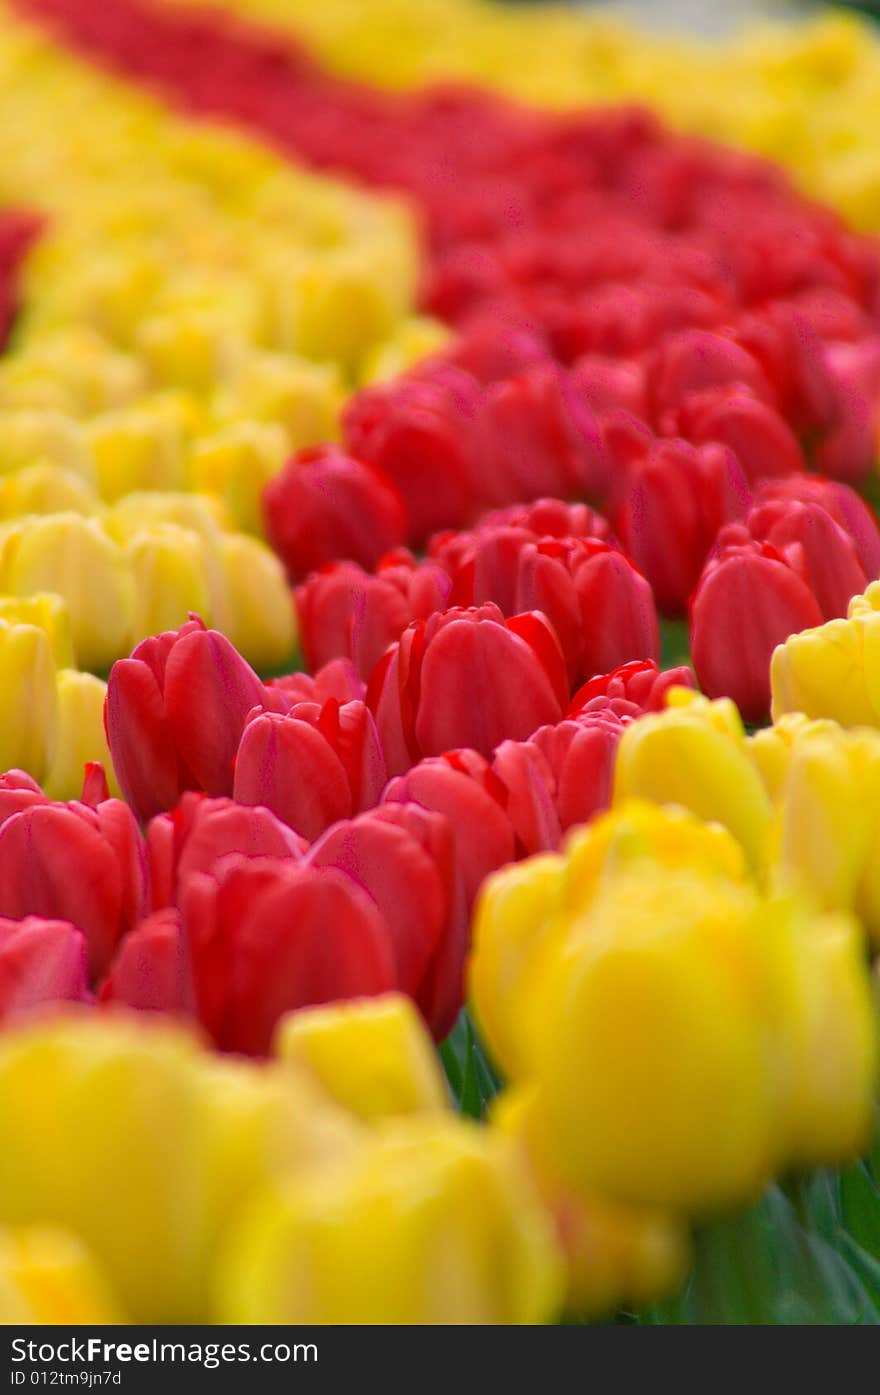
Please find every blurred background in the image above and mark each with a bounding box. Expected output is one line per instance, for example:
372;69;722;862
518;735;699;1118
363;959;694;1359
502;1;880;28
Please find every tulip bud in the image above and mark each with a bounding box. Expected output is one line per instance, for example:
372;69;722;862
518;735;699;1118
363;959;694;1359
0;917;90;1022
0;462;98;518
234;699;387;841
690;537;824;723
0;592;74;669
189;421;287;535
106;617;267;821
1;514;135;673
771;581;880;727
147;792;307;910
181;857;397;1054
43;670;119;802
613;693;772;872
368;604;567;774
276;993;450;1121
263;446;406;582
87;405;187;501
0;1227;124;1324
216;1118;563;1324
213;532;297;672
0;619;58;784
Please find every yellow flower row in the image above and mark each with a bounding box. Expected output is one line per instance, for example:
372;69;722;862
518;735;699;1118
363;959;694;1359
182;0;880;232
0;1002;562;1324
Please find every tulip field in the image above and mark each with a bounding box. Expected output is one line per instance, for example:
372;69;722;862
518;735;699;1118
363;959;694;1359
2;0;880;1333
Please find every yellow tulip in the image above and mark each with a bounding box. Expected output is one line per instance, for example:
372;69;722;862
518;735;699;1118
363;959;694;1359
188;422;288;534
1;514;135;673
276;994;450;1122
43;669;120;801
469;853;566;1080
212;532;296;671
87;405;188;502
493;1085;691;1318
613;693;772;873
0;592;74;669
0;409;94;481
103;490;232;543
216;1117;563;1324
360;315;451;386
771;583;880;727
0;619;58;783
125;525;221;640
0;1227;125;1325
530;869;781;1212
0;463;98;518
136;309;248;393
215;353;342;449
0;1013;360;1323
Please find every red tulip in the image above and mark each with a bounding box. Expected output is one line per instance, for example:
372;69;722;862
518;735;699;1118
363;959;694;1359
147;792;307;909
309;802;466;1038
438;530;659;687
0;916;90;1021
667;386;805;485
267;657;365;707
814;339;880;485
443;320;547;384
262;445;407;582
367;603;567;774
753;474;880;578
568;658;695;717
571;354;647;418
99;908;192;1015
742;500;869;621
383;749;516;908
341;366;480;539
648;329;776;422
105;616;268;821
0;797;147;977
690;538;824;722
465;496;613;545
0;770;49;828
473;363;611;506
180;858;397;1054
295;551;451;679
614;438;751;615
233;698;387;840
492;707;630;852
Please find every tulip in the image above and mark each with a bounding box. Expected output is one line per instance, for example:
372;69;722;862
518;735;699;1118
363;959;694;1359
368;604;567;773
0;1226;124;1324
613;438;751;616
308;803;465;1038
43;670;118;802
0;619;58;784
440;530;659;687
276;993;450;1122
813;338;880;485
105;616;268;821
461;496;612;548
0;462;98;518
216;1117;563;1325
87;404;187;501
124;525;219;642
0;591;74;669
212;532;297;672
263;445;407;582
737;497;870;621
769;583;880;727
473;363;611;506
568;657;695;717
0;796;147;978
268;657;365;707
188;421;288;535
613;692;772;872
444;320;547;385
383;749;517;908
233;699;387;842
341;367;480;539
295;552;451;679
0;514;134;672
753;473;880;579
98;908;192;1015
0;1015;358;1322
181;857;397;1054
146;792;307;910
529;868;781;1211
690;537;824;723
494;1085;690;1318
0;916;90;1021
669;387;806;486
